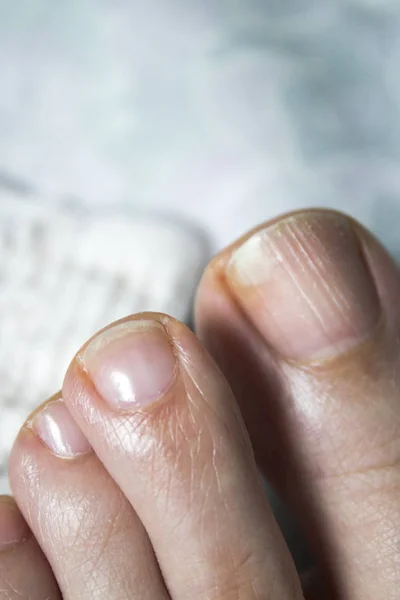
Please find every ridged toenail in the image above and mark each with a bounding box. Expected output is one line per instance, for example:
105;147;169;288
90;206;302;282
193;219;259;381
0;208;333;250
227;212;380;361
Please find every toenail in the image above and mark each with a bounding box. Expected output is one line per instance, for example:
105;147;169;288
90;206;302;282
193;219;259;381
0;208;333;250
227;212;381;361
81;319;177;409
30;398;92;458
0;497;30;550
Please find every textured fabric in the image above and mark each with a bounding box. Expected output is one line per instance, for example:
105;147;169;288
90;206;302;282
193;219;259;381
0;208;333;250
0;193;208;492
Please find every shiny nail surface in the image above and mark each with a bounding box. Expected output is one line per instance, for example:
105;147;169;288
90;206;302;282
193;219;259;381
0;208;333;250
31;399;91;458
82;320;177;409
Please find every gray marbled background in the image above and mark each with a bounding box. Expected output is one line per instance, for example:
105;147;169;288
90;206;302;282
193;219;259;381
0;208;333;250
0;0;398;251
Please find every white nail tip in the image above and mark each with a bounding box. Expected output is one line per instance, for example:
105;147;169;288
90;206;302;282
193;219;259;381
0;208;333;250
229;232;271;285
82;320;162;362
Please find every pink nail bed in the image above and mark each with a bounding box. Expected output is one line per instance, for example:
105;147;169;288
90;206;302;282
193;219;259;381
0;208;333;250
31;399;91;458
82;319;177;409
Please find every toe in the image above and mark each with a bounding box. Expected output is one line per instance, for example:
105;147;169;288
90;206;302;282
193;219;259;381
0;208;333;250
0;496;60;599
62;314;304;600
10;394;170;600
195;209;400;599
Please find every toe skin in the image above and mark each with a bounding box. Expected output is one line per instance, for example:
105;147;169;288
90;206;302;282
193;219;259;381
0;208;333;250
62;313;303;600
9;398;170;600
0;496;61;599
195;210;400;600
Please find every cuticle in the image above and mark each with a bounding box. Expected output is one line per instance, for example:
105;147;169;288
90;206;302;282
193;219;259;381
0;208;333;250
285;310;387;373
32;426;92;460
22;415;92;461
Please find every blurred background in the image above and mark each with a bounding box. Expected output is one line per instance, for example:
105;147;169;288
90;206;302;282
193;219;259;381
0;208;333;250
0;0;399;496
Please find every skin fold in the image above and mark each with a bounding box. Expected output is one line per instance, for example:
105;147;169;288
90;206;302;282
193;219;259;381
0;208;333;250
0;208;398;599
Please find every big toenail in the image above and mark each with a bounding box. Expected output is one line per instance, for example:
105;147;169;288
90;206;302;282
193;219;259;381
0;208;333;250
227;212;381;361
81;319;177;409
30;397;92;458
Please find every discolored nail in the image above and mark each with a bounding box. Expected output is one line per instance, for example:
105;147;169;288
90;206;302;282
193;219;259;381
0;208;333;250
227;212;381;361
81;319;177;409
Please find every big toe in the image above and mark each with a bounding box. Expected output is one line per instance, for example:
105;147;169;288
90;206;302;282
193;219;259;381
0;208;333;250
196;209;400;599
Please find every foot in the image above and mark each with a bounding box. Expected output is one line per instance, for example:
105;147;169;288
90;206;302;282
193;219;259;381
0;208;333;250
2;209;400;599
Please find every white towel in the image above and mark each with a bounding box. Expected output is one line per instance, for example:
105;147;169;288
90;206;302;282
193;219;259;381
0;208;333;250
0;193;209;492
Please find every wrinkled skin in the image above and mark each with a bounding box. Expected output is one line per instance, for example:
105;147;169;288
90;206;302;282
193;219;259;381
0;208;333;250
1;209;399;600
